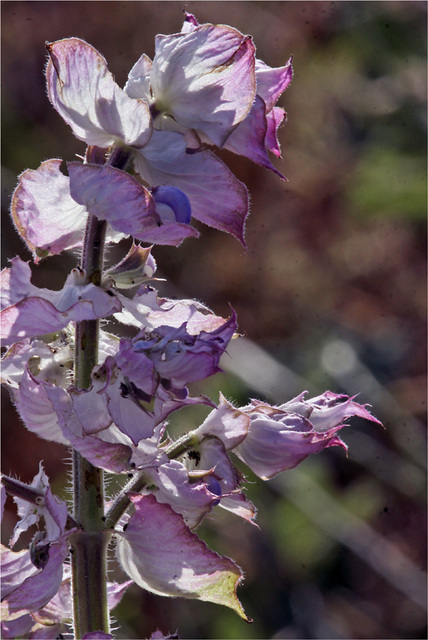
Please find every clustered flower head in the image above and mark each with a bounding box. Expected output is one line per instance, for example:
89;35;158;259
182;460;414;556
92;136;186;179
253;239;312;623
1;13;381;639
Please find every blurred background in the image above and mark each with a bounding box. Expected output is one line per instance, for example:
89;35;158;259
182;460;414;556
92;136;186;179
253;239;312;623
1;2;426;638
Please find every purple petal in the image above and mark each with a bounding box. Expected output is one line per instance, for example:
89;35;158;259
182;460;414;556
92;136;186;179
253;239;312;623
186;435;257;525
4;535;69;614
14;368;69;445
144;460;217;528
43;383;132;473
104;244;157;289
11;159;86;263
234;411;347;480
1;614;34;639
10;463;68;548
308;392;383;429
255;57;293;112
265;106;286;157
69;386;112;435
129;312;237;389
1;546;39;600
181;12;200;32
134;130;249;245
134;25;256;146
32;574;71;626
194;393;250;450
106;579;133;610
95;355;214;446
152;186;192;224
124;53;152;101
224;96;285;178
68;162;198;246
116;493;249;620
114;289;229;334
218;492;257;524
46;38;152;148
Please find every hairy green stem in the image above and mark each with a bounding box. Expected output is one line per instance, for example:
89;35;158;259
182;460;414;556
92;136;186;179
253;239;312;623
71;145;131;638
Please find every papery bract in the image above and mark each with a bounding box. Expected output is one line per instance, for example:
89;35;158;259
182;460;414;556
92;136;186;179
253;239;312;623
68;162;198;246
10;463;68;547
133;130;249;244
11;159;87;262
192;393;250;450
143;460;219;529
224;57;293;176
46;38;152;148
185;435;257;524
125;22;256;147
2;535;71;615
11;159;126;263
116;494;249;620
0;257;121;345
233;392;382;479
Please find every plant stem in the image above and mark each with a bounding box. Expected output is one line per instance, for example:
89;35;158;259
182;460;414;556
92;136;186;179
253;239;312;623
1;475;77;530
71;145;131;638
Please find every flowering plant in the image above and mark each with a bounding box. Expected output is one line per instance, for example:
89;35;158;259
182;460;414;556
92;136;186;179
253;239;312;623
1;13;381;640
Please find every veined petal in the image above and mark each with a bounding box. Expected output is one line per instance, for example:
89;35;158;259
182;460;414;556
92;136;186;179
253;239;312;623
124;53;153;102
0;613;34;639
46;38;152;148
265;106;286;158
116;493;249;620
134;130;249;244
233;412;345;480
233;391;381;480
11;159;87;263
149;24;256;147
114;288;228;334
68;162;198;246
14;368;68;445
299;391;383;431
32;574;131;629
224;96;285;178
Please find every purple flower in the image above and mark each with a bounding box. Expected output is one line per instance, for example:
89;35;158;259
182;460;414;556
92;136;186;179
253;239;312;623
45;36;252;243
132;129;249;244
180;14;293;178
232;392;382;479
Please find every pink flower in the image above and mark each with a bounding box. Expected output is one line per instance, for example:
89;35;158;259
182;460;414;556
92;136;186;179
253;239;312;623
232;391;382;479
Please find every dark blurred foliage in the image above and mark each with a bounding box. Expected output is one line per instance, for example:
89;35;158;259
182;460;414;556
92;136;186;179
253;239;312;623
1;2;427;639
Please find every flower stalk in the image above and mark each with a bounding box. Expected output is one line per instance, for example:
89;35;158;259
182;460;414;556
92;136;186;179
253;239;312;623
71;145;132;638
